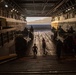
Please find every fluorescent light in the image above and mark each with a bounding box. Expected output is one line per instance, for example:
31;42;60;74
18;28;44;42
17;11;18;13
13;8;15;10
11;10;13;12
5;4;8;8
15;10;17;11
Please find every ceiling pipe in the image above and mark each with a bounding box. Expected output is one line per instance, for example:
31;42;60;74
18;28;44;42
45;0;68;16
41;0;49;14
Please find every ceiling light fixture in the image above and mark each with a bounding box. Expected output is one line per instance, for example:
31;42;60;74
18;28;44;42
5;4;8;8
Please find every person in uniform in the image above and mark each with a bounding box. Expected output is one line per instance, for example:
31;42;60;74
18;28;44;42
42;38;46;55
32;44;38;58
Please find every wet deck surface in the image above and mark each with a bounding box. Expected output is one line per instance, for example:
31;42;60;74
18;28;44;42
0;30;76;75
29;30;55;56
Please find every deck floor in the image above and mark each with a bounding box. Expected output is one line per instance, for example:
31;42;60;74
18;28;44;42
0;30;76;75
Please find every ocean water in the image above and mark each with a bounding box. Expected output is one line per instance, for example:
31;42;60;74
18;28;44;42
26;24;51;30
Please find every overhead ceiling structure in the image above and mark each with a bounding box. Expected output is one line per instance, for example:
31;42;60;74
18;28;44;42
5;0;76;17
11;0;66;17
11;0;64;16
